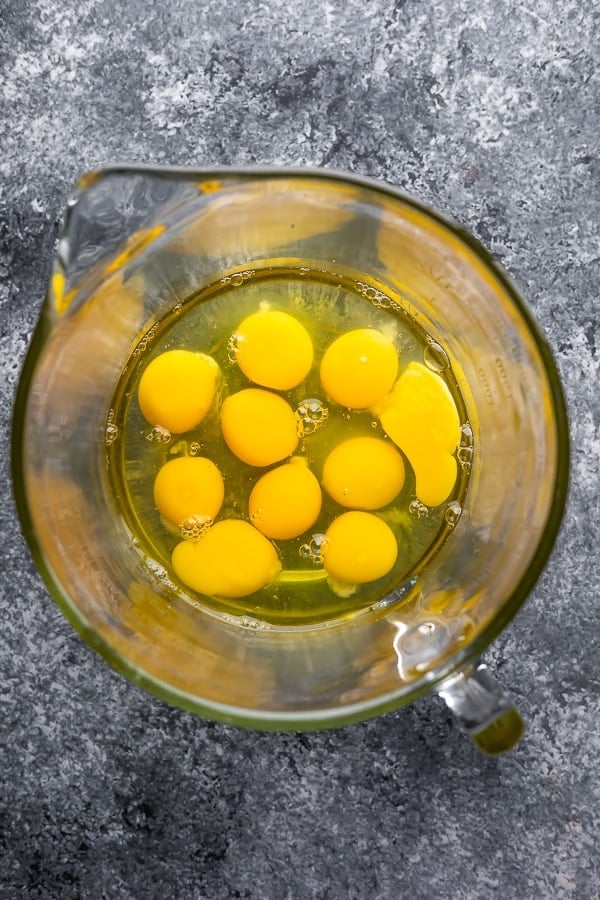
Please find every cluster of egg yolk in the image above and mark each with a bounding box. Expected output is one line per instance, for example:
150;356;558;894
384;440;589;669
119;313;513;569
136;308;460;600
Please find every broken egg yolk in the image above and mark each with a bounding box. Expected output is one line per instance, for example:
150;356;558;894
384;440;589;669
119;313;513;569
375;361;461;507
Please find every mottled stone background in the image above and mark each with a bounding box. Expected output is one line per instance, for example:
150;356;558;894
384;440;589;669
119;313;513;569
1;0;599;897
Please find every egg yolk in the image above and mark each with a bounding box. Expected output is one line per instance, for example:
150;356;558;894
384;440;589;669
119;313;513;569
322;436;405;510
320;328;398;409
153;456;224;526
411;449;458;508
138;349;219;434
221;388;299;466
172;519;281;598
249;459;322;540
322;511;398;584
376;361;460;506
234;309;314;390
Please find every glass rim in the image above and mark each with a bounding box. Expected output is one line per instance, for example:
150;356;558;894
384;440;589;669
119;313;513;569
11;164;570;729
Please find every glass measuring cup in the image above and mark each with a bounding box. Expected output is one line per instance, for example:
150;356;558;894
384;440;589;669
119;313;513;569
12;167;569;754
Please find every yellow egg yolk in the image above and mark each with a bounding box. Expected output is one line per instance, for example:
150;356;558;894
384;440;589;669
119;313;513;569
138;349;219;434
234;309;314;390
249;459;322;540
320;328;398;409
172;520;281;598
376;361;460;507
221;388;299;466
322;436;405;510
411;450;458;508
322;511;398;584
153;456;224;526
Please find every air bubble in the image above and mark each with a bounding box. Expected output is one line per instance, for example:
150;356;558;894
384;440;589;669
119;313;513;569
179;515;213;541
409;499;429;518
220;270;254;287
354;281;392;309
250;508;264;523
238;615;271;630
371;420;378;429
457;446;473;472
460;423;474;445
445;501;462;527
295;398;329;437
146;425;172;444
423;339;450;372
375;297;392;310
458;425;473;471
188;441;203;456
227;332;244;365
132;324;158;356
145;558;168;580
299;533;328;564
105;423;119;445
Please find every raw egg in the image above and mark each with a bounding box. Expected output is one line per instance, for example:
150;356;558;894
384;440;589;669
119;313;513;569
138;349;219;434
322;436;405;510
322;511;398;584
221;388;299;466
172;519;281;598
153;456;224;526
234;309;313;390
320;328;398;409
249;459;322;540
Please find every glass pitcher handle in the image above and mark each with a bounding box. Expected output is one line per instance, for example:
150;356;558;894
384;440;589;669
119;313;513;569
438;662;525;755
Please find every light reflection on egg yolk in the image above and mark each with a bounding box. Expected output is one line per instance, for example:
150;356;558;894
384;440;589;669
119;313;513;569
322;436;405;510
221;388;299;466
138;349;219;434
322;511;398;584
153;457;224;526
172;520;281;598
249;459;322;540
376;361;460;507
235;309;313;390
320;328;398;409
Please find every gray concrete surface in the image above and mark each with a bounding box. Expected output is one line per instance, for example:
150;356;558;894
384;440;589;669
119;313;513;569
1;0;599;897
